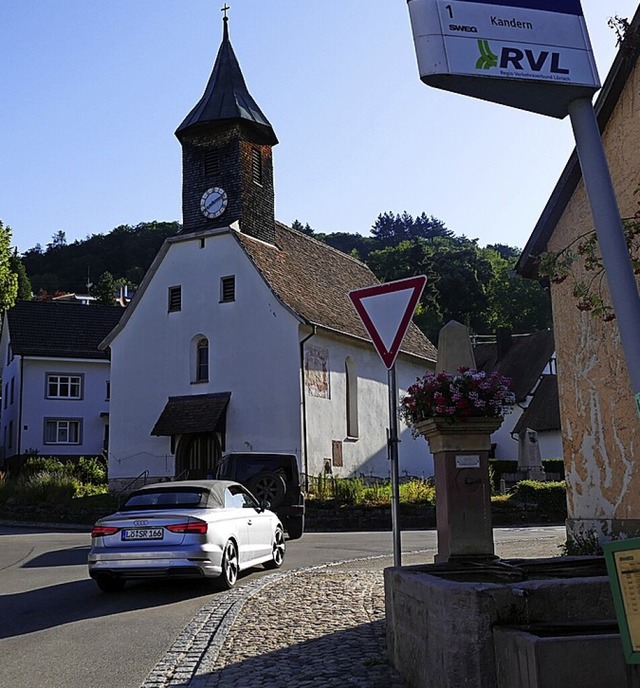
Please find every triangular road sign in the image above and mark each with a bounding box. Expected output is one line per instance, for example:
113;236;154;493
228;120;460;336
349;275;427;369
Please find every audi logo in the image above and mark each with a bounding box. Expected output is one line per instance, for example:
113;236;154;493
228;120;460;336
133;519;149;527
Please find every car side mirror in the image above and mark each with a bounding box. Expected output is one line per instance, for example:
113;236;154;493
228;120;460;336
259;499;271;512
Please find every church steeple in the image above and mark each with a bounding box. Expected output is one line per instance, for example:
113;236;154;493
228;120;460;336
176;10;278;242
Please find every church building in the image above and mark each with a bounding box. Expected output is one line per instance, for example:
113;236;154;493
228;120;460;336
101;15;437;490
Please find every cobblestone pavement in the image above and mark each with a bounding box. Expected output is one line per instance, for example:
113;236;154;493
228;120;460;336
141;530;566;688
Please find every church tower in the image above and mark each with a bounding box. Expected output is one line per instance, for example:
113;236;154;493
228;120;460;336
175;12;278;243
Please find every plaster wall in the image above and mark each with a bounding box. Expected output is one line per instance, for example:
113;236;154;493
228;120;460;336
304;332;435;480
547;60;640;537
0;322;21;458
14;358;109;458
107;231;302;481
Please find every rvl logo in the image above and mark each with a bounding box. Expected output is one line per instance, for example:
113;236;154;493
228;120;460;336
476;40;570;75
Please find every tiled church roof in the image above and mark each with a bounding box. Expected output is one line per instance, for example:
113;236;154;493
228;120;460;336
235;222;437;363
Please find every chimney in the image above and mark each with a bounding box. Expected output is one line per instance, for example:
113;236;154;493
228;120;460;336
496;328;512;361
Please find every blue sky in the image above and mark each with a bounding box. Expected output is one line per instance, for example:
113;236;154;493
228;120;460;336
2;1;638;255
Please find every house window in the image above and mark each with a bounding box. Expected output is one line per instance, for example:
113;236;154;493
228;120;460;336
47;374;82;400
106;381;110;401
168;286;182;312
44;419;81;445
6;342;12;365
8;421;13;449
251;148;263;186
345;357;359;438
10;377;14;404
221;276;235;303
3;383;6;409
196;338;209;382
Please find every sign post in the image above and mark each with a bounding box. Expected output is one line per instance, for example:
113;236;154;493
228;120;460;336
349;275;427;567
407;0;640;412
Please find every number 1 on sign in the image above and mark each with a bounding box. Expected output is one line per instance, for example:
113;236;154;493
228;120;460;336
446;4;453;18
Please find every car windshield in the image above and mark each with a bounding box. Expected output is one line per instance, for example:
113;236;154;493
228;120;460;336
123;490;205;510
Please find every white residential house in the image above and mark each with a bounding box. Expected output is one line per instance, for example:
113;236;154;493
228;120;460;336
100;17;438;490
474;329;562;460
0;300;123;467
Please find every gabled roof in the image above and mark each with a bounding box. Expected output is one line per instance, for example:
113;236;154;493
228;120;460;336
516;6;640;279
513;374;560;435
7;300;124;360
100;222;437;364
474;330;555;402
175;17;277;145
235;222;437;362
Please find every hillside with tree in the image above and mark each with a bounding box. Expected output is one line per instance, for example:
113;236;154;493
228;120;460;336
14;214;551;340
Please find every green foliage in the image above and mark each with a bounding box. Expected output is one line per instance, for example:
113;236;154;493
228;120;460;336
22;220;180;294
0;220;19;312
560;530;603;556
308;475;435;507
542;458;565;479
21;456;73;478
73;482;110;498
483;248;552;333
90;271;117;305
536;216;640;323
510;480;567;512
75;456;108;485
398;479;435;505
9;250;32;300
18;209;553;339
20;455;107;485
14;472;79;505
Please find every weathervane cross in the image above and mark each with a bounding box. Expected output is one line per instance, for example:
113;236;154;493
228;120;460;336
221;4;230;19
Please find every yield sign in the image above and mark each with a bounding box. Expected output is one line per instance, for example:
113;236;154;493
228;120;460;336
349;275;427;369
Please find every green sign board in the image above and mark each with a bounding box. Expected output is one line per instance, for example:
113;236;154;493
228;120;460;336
603;538;640;664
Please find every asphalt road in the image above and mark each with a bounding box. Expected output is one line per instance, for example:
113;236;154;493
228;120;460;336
0;524;565;688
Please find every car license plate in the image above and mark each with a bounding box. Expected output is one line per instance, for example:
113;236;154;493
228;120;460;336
121;528;164;541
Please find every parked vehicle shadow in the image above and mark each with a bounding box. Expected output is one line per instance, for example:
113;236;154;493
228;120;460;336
22;546;91;567
0;573;262;640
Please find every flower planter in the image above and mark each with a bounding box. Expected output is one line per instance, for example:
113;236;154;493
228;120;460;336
415;417;504;454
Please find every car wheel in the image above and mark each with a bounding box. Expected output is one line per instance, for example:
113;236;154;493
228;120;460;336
286;515;304;540
264;526;286;569
248;472;287;508
95;576;126;593
218;539;239;590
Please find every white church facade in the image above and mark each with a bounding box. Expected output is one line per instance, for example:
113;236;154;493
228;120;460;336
101;16;437;489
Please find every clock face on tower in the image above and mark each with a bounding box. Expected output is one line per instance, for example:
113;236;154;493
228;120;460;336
200;187;228;219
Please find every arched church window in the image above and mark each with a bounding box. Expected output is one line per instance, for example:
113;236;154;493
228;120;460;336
192;336;209;383
345;357;359;438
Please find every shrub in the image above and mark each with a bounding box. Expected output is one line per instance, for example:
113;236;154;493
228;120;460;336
399;479;435;505
21;457;73;478
75;456;108;485
15;471;79;505
510;480;567;512
560;530;602;556
307;476;435;507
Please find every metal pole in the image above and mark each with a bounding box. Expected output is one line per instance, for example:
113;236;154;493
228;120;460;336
388;365;402;567
568;98;640;399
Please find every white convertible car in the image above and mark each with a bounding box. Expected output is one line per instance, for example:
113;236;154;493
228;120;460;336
88;480;285;592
